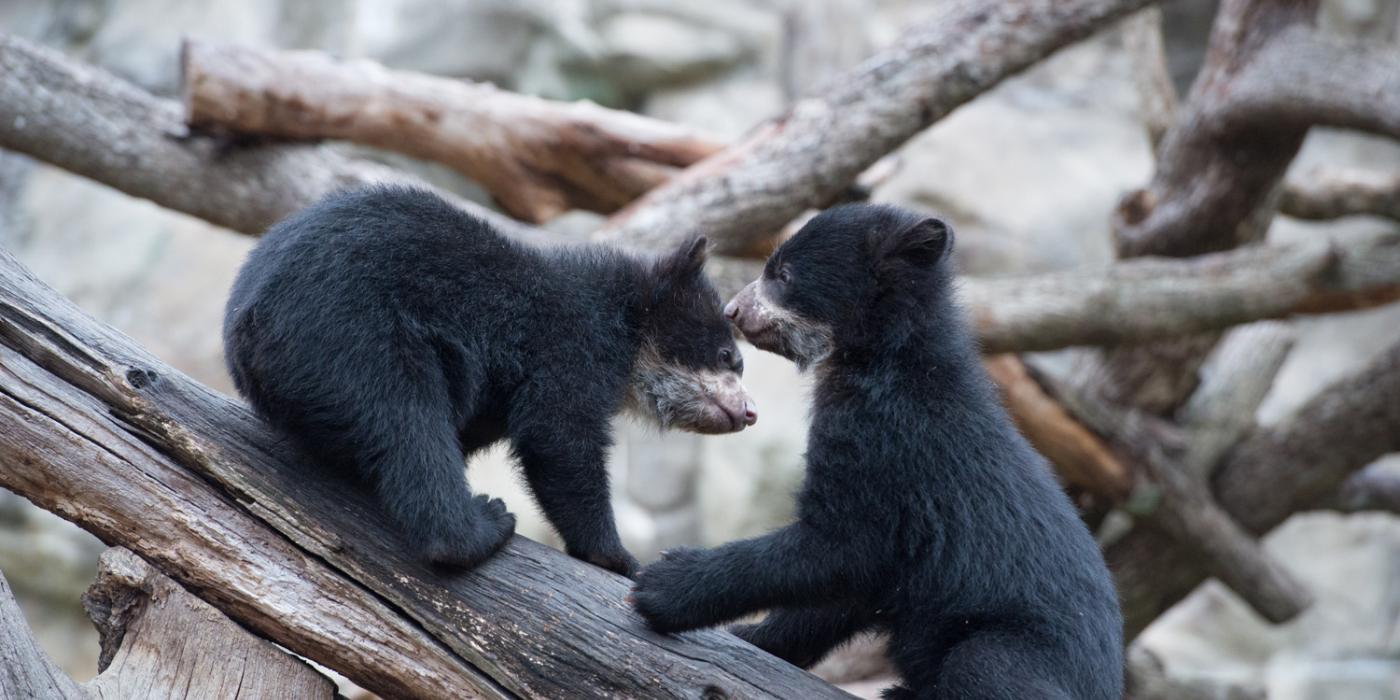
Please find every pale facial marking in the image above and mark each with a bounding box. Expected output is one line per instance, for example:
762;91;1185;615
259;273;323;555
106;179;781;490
741;280;833;372
625;344;755;434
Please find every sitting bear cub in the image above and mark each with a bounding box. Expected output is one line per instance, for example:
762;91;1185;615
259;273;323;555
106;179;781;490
224;186;755;576
631;204;1122;698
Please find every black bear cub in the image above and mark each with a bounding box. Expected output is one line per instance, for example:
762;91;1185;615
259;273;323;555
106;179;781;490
224;186;755;577
631;204;1122;698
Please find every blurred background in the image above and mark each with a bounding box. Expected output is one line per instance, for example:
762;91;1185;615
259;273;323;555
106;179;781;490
1;0;1398;698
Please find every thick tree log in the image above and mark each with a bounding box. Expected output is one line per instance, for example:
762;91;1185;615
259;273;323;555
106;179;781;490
1113;0;1319;260
1106;336;1400;638
181;41;722;223
82;547;337;699
0;250;848;698
1282;167;1400;222
0;33;546;245
596;0;1156;254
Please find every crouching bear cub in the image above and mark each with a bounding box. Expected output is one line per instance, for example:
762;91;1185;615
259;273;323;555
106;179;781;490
631;204;1122;698
225;186;755;576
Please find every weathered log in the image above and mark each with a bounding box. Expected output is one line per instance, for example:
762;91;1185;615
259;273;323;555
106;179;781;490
0;249;849;698
82;547;338;699
596;0;1157;254
181;40;722;223
0;33;546;246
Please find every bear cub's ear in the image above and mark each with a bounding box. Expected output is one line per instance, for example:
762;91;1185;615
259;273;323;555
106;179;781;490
883;217;953;268
661;235;709;278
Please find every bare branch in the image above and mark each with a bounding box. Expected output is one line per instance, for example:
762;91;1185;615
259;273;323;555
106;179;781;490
0;249;850;699
1282;167;1400;222
964;232;1400;354
1227;29;1400;141
1109;336;1400;638
0;33;547;246
181;41;723;223
1113;0;1318;260
596;0;1157;254
1176;322;1295;479
1038;372;1312;624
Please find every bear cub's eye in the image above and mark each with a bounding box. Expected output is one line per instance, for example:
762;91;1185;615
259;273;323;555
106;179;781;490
718;347;742;373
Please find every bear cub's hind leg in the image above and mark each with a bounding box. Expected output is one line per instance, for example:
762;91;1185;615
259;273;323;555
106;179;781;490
371;408;516;569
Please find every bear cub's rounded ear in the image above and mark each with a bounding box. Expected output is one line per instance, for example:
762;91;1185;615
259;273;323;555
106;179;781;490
666;235;709;276
887;217;953;267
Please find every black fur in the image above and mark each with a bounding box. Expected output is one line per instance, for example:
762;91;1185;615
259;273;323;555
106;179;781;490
631;204;1123;698
224;186;746;576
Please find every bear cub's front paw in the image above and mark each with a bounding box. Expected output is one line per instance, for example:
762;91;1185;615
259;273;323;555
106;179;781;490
575;547;639;579
630;547;711;633
421;495;516;569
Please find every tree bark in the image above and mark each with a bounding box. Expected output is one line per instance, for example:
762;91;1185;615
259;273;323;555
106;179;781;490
82;547;338;699
0;34;546;246
595;0;1157;254
181;41;722;223
0;248;849;699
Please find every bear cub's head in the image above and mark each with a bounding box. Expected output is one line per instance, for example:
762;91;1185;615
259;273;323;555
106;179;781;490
628;237;757;434
725;204;954;370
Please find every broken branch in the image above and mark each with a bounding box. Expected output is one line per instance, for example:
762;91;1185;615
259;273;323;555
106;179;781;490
181;40;722;223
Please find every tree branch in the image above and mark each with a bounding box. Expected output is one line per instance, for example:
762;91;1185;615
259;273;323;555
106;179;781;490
595;0;1156;254
1281;167;1400;222
1175;322;1295;478
964;232;1400;354
0;33;547;246
0;249;849;698
1226;29;1400;141
1039;370;1312;625
1107;335;1400;638
181;41;723;223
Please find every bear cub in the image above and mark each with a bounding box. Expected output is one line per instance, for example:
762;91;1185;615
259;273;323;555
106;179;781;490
631;204;1122;698
224;186;755;576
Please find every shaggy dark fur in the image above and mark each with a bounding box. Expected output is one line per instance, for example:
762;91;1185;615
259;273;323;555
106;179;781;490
224;186;753;576
630;204;1122;698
